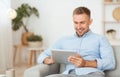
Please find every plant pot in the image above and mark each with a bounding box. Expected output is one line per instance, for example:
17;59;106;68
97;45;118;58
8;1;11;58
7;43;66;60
28;41;42;48
22;32;33;46
104;0;112;2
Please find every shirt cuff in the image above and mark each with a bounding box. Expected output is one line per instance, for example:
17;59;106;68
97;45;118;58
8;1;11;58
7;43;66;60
37;55;48;64
96;58;103;70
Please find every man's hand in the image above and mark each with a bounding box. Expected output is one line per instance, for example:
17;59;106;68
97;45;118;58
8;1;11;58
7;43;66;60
43;56;54;65
68;54;86;67
68;54;97;68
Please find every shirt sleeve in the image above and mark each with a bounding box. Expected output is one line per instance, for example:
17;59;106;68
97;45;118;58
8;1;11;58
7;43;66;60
96;36;115;71
37;48;51;63
37;37;64;64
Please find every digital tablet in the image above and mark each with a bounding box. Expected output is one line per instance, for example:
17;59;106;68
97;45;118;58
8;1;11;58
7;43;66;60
51;49;77;64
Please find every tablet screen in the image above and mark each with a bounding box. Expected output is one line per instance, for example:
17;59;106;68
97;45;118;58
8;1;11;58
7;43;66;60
51;49;77;64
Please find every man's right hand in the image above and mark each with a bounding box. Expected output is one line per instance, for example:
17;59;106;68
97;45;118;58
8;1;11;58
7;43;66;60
43;56;54;64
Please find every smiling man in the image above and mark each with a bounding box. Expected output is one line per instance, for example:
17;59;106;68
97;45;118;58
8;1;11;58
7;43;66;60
37;6;115;77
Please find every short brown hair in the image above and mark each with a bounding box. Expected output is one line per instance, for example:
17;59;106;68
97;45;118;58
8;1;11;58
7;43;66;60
73;6;91;18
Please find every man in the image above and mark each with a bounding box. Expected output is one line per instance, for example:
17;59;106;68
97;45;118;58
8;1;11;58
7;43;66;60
37;6;115;77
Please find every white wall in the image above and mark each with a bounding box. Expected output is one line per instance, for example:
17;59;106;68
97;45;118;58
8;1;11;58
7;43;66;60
11;0;103;47
0;0;13;73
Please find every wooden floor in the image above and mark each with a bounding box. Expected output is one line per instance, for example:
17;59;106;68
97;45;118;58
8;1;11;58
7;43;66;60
0;64;28;77
14;63;33;77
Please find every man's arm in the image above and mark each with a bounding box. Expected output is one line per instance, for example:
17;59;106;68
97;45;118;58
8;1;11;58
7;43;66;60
43;56;54;64
68;36;115;71
84;60;97;68
97;36;115;70
68;54;97;68
37;48;52;64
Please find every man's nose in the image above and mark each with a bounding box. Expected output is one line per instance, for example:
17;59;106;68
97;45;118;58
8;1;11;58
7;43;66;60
77;24;81;29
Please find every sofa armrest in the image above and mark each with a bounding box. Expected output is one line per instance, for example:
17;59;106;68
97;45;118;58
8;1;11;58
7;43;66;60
24;63;60;77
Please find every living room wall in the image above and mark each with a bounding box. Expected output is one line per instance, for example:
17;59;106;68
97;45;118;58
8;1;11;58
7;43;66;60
11;0;103;47
0;0;13;73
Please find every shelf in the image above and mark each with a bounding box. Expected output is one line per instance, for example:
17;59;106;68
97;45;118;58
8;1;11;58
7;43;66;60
103;21;120;23
104;2;120;5
103;1;120;44
109;40;120;46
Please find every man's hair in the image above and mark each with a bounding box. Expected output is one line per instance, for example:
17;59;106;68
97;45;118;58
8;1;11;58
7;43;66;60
73;6;91;18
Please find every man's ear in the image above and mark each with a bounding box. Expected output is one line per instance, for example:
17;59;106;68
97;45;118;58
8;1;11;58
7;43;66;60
89;19;93;26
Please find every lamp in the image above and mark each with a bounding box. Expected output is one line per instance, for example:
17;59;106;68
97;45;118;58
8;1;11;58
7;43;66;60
9;9;17;20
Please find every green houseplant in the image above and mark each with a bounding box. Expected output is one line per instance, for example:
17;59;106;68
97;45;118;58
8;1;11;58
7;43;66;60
12;3;40;45
27;34;43;42
27;34;43;47
12;3;39;32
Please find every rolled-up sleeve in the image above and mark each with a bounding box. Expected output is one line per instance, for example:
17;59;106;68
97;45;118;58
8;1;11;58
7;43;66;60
37;49;51;63
37;38;63;64
96;36;115;71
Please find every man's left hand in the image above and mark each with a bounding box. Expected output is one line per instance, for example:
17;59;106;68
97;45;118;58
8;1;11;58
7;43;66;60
68;54;86;67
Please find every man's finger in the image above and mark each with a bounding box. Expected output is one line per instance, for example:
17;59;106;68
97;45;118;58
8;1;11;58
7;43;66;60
76;54;81;58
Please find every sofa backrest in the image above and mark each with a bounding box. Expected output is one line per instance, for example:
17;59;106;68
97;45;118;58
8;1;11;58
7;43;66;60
105;47;120;77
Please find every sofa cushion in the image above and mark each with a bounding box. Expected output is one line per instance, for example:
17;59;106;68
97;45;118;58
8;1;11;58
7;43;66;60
59;64;66;73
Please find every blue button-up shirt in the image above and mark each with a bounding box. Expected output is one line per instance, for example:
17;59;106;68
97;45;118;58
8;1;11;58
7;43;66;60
37;30;115;75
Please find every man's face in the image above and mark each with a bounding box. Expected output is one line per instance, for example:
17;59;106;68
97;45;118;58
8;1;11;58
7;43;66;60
73;14;92;37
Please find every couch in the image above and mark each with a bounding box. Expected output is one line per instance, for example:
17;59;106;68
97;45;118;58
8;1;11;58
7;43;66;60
24;47;120;77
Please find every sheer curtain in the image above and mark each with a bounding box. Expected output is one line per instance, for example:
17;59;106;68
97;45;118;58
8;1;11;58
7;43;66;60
0;0;13;73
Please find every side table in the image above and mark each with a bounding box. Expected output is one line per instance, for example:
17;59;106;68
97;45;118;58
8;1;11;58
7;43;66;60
13;44;26;66
27;47;45;66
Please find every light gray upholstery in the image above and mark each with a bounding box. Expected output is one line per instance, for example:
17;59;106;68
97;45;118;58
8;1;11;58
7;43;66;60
105;46;120;77
24;47;120;77
24;64;60;77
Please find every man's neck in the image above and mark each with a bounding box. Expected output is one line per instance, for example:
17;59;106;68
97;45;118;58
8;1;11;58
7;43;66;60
77;30;90;37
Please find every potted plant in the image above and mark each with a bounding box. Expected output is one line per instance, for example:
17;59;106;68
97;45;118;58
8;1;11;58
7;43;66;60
12;3;39;32
27;34;43;47
12;3;39;45
106;29;116;40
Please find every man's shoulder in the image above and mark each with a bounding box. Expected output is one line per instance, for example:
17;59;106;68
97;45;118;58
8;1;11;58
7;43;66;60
91;32;104;37
91;32;107;40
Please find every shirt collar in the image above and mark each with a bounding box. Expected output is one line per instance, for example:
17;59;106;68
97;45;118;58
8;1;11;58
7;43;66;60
74;30;92;38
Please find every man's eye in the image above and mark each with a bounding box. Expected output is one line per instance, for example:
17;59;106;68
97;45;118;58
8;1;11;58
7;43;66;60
74;22;78;24
80;22;85;24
